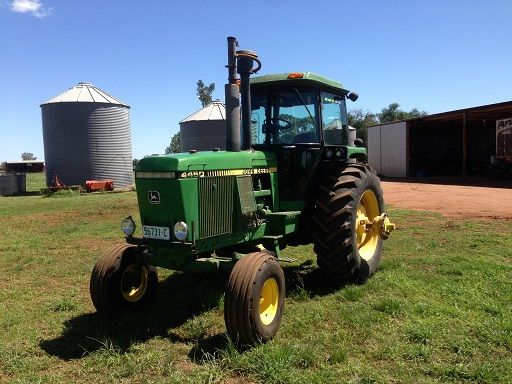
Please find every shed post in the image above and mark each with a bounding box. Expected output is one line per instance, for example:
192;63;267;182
462;112;467;179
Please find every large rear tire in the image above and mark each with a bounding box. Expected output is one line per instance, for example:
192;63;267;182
90;244;158;315
312;164;385;282
224;252;285;346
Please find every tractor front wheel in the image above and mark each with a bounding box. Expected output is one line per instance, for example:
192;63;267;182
312;164;386;282
90;244;158;315
224;252;285;346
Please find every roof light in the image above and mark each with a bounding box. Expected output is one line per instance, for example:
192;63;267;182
287;73;304;79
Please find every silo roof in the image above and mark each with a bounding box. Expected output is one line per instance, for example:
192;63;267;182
180;100;225;123
41;83;128;107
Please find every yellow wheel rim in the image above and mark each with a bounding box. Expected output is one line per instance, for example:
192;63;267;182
259;277;279;325
121;264;148;302
356;189;380;261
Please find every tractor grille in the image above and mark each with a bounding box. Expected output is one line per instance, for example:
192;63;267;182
198;176;235;239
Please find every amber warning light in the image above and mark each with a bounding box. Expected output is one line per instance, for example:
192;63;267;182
287;73;304;79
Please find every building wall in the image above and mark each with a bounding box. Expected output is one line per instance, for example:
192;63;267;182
368;122;407;177
368;125;382;173
0;174;26;196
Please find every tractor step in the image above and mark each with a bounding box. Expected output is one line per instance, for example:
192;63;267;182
266;211;301;235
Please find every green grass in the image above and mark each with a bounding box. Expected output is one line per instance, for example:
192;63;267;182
0;192;511;383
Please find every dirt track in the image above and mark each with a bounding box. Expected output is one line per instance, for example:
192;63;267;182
381;181;512;221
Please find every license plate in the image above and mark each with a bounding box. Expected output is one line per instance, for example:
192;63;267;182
143;225;170;240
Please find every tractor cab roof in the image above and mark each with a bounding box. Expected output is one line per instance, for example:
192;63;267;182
251;72;346;94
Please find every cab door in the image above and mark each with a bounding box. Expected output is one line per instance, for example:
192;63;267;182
252;87;321;209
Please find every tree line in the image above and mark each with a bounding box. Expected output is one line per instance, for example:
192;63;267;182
348;103;427;144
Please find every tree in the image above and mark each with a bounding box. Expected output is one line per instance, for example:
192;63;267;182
348;109;379;144
378;103;427;123
132;158;139;168
21;152;36;161
197;80;215;107
165;132;181;154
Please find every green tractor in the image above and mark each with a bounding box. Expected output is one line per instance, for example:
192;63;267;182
90;37;395;346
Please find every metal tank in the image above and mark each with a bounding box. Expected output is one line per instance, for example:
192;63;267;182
180;100;226;151
41;83;133;188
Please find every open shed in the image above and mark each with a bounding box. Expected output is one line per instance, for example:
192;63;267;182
368;101;512;178
5;161;45;173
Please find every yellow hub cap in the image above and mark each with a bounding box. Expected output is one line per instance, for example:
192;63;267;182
356;190;380;260
259;278;279;325
121;264;148;302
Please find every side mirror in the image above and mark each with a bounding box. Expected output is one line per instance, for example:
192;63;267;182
347;92;359;102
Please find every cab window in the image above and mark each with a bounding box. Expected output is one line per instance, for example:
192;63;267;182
321;91;348;145
251;88;319;145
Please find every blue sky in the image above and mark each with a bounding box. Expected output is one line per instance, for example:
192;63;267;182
1;0;511;161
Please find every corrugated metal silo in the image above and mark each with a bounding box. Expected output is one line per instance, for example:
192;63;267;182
41;83;133;188
180;101;226;151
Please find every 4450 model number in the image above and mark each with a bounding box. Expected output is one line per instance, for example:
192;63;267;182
179;171;205;178
178;168;274;179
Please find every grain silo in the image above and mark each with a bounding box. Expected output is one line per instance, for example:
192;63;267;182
41;83;133;188
180;100;226;151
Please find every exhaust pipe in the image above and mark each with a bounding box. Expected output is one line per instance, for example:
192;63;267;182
225;37;240;152
224;37;261;152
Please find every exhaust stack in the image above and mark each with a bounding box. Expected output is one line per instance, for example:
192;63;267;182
224;37;261;152
225;37;240;152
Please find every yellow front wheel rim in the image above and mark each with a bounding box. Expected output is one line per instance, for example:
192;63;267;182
121;264;148;302
259;278;279;325
356;190;380;260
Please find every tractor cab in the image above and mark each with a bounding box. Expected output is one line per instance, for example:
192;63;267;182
250;72;364;208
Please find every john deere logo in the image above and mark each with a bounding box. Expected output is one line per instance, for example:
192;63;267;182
148;191;160;204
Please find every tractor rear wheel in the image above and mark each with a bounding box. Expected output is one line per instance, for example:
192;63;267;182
224;252;285;346
312;164;385;282
90;244;158;315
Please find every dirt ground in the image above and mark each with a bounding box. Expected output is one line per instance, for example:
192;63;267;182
381;180;512;221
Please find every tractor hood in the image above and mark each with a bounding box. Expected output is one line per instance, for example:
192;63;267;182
136;150;277;175
133;149;279;245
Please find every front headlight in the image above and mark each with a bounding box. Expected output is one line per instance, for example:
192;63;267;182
174;221;188;241
121;216;136;236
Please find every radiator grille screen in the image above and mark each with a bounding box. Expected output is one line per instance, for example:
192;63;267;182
198;176;235;238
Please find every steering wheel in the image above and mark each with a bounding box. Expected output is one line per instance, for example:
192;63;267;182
263;117;291;131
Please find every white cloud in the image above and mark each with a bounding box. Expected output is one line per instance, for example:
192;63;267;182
10;0;52;17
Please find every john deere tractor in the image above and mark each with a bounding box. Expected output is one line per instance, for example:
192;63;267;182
90;37;395;346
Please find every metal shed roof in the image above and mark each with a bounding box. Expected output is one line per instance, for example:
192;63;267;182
180;100;225;123
369;100;512;127
410;100;512;123
41;83;128;106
